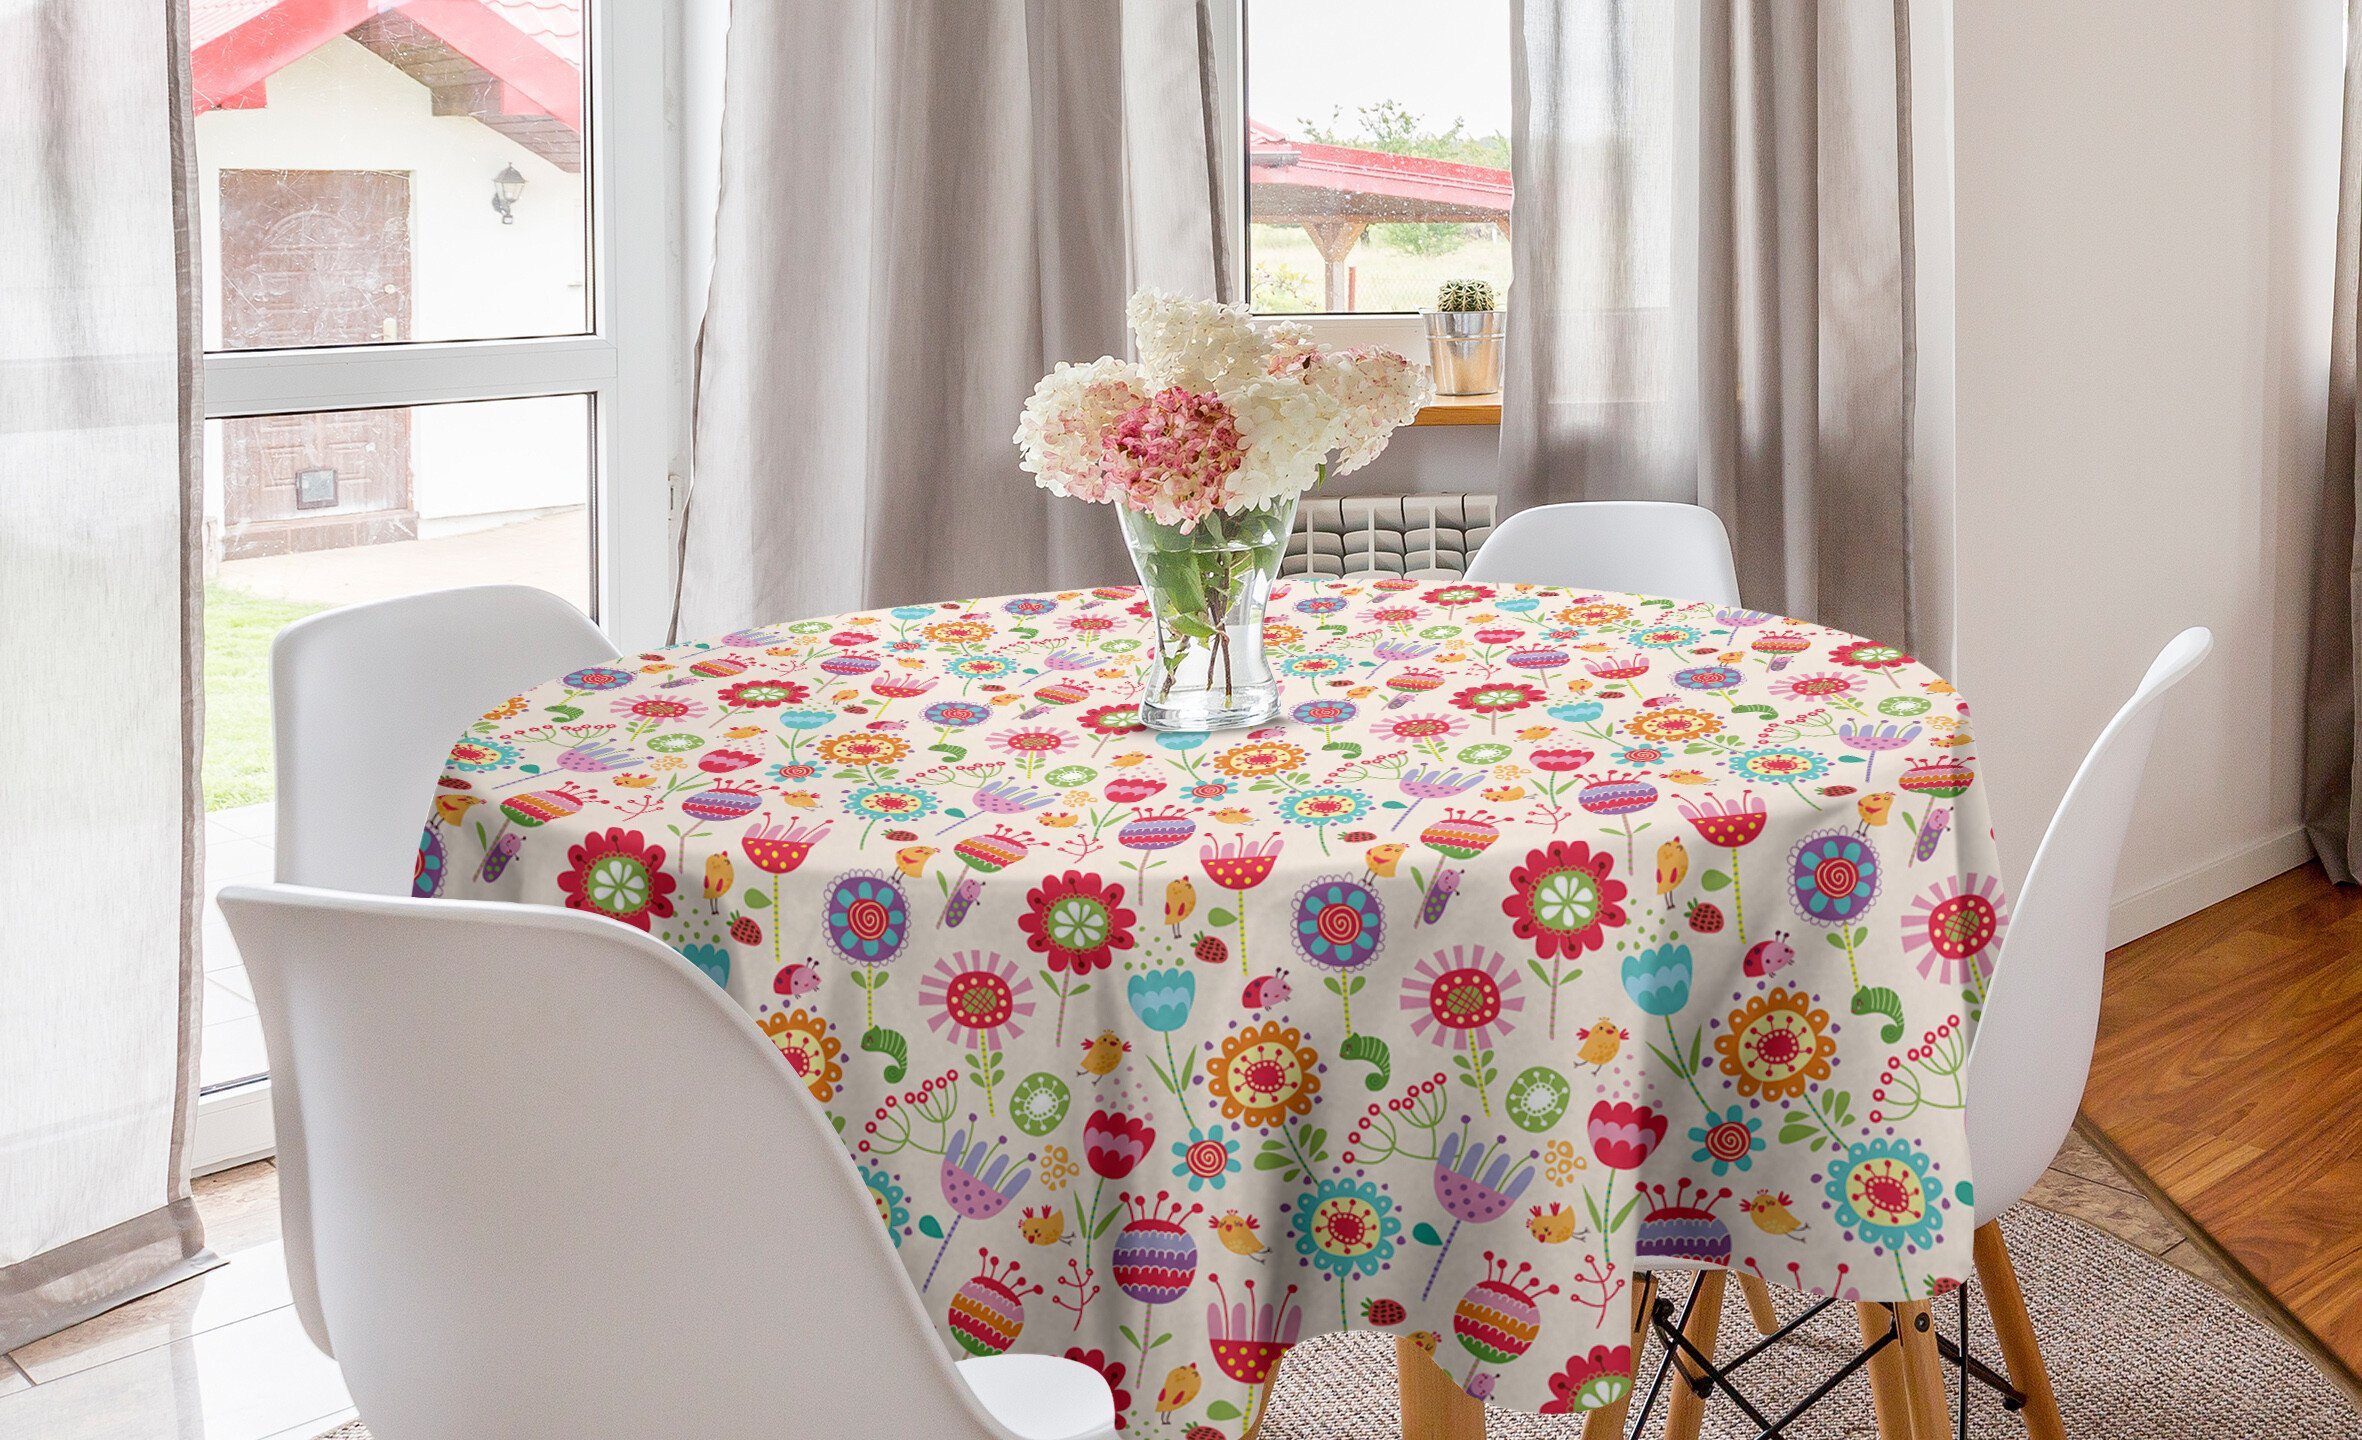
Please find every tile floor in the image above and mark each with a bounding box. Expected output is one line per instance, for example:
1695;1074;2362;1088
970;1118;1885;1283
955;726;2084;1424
0;1127;2296;1440
202;803;278;1092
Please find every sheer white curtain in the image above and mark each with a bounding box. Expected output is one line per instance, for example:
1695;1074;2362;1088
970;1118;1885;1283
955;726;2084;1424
673;0;1228;636
0;0;214;1349
1503;0;1930;651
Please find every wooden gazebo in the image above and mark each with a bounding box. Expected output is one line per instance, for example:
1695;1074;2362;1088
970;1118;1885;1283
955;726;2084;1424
1249;120;1512;310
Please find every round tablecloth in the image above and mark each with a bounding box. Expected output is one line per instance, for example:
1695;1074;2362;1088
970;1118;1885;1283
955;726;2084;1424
424;578;2005;1420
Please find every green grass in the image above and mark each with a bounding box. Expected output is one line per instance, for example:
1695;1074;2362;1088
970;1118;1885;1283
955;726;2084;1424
1250;223;1512;314
203;585;328;813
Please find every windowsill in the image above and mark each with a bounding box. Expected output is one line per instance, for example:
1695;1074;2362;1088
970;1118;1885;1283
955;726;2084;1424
1413;393;1501;427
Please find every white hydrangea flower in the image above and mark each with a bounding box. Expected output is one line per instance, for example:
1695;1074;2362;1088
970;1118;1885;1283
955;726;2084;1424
1300;348;1430;475
1223;373;1335;511
1013;356;1146;502
1014;290;1427;523
1128;290;1268;395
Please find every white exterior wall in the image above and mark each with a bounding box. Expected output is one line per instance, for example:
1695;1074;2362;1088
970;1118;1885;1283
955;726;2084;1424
195;35;589;525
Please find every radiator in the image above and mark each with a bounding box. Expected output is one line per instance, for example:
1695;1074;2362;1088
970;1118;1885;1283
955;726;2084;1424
1282;493;1498;580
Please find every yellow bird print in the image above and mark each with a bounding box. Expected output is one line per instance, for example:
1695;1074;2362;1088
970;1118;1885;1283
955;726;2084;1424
1405;1330;1443;1357
724;725;763;740
1018;1206;1066;1246
894;845;937;879
1857;792;1896;827
1038;811;1080;829
1155;1364;1202;1419
1574;1017;1629;1071
1363;843;1409;881
1525;1202;1579;1244
1655;837;1689;909
1212;806;1254;825
1741;1190;1809;1240
433;792;485;828
1077;1030;1130;1076
1482;784;1526;803
1165;876;1196;935
703;852;734;911
1209;1210;1268;1261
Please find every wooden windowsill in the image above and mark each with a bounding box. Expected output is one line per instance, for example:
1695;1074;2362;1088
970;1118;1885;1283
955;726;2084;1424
1412;393;1501;426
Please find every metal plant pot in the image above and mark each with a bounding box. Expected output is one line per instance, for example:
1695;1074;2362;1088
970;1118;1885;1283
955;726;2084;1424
1426;310;1506;396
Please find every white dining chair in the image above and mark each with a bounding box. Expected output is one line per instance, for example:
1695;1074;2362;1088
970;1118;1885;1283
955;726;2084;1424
1595;627;2214;1440
1463;501;1744;606
217;882;1119;1440
271;584;614;894
1954;624;2213;1438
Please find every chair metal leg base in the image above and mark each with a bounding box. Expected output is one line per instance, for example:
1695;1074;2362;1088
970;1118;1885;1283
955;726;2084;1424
1603;1265;2047;1440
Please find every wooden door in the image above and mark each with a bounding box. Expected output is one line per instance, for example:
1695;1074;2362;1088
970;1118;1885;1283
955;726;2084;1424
218;169;417;558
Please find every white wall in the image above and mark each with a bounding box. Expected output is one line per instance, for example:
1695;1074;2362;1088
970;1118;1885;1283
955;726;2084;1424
1948;0;2341;937
196;36;590;523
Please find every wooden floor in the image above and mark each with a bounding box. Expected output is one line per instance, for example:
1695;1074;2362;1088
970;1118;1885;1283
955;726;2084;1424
2086;861;2362;1399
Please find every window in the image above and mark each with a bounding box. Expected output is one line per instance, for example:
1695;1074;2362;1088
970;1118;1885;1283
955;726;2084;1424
190;0;677;1115
1242;0;1513;317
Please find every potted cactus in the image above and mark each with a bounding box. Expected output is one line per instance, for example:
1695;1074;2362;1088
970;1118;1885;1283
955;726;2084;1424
1426;278;1505;396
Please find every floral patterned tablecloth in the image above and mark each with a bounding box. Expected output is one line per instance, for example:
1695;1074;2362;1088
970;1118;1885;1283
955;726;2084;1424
425;579;2004;1421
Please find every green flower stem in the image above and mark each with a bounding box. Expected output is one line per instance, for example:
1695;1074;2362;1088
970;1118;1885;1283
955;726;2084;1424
1728;845;1748;943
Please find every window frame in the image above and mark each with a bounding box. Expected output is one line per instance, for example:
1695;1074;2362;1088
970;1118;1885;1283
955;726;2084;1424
1222;0;1482;358
197;0;683;653
190;0;683;1173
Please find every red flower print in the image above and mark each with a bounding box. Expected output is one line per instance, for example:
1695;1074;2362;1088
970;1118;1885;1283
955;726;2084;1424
1502;841;1627;961
716;677;810;709
1529;747;1594;773
1448;681;1547;719
1063;1348;1132;1429
1018;871;1137;973
556;827;677;931
1537;1344;1633;1415
1586;1100;1666;1171
1830;639;1913;672
1083;1109;1155;1180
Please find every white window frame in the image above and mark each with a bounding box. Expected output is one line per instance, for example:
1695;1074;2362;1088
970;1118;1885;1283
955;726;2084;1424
1218;0;1434;359
198;0;683;652
192;0;684;1174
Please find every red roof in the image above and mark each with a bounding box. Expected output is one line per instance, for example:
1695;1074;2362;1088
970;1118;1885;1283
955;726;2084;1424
1248;120;1511;223
192;0;581;132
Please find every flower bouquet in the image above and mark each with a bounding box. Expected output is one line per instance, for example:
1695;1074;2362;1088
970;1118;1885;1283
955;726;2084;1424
1015;292;1427;730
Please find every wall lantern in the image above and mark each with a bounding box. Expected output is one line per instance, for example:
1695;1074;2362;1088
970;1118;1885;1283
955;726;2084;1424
491;164;527;225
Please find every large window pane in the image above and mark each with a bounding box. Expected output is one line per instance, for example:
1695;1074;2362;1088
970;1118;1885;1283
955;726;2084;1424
1246;0;1511;314
199;394;591;1091
193;0;588;348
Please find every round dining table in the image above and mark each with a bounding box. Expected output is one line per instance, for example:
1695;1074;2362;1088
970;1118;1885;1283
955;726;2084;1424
423;577;2005;1427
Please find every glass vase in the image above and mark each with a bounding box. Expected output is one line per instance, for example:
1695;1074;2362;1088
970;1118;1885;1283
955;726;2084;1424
1119;496;1297;732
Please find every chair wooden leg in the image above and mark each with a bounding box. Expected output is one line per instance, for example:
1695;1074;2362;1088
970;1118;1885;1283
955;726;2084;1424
1582;1271;1656;1440
1974;1220;2068;1440
1397;1334;1485;1440
1895;1300;1951;1440
1854;1303;1914;1440
1662;1271;1727;1440
1736;1273;1780;1336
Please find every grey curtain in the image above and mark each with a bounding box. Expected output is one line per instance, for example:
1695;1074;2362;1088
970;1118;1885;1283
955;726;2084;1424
0;0;215;1350
673;0;1228;637
1502;0;1926;652
2304;0;2362;882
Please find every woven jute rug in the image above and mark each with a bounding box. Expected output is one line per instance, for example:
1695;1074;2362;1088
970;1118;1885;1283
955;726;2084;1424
316;1206;2360;1439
